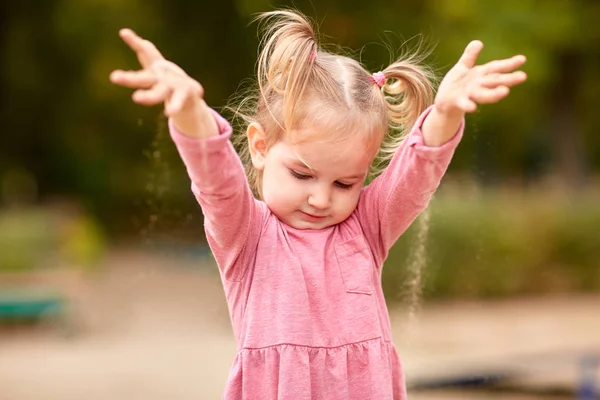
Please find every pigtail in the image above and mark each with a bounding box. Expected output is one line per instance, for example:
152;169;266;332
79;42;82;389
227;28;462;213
375;54;436;167
253;10;318;132
230;9;436;198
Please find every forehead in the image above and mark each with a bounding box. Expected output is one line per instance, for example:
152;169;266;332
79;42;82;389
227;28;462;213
278;127;376;176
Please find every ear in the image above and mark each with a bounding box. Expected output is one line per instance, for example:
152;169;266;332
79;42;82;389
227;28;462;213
247;122;268;170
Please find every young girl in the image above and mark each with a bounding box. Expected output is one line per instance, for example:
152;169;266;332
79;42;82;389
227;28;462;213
110;9;526;400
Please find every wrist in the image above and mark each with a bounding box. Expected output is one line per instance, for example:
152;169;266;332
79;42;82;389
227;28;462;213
421;104;464;147
172;99;219;139
433;102;465;122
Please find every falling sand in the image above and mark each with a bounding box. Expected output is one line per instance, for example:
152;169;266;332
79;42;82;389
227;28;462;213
397;206;431;346
143;115;431;346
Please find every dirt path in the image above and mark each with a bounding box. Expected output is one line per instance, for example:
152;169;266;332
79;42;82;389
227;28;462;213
0;249;598;399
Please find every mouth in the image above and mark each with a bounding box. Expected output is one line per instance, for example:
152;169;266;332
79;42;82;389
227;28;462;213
300;211;327;220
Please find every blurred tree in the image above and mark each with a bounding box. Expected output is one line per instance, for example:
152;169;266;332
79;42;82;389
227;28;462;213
418;0;600;189
0;0;599;234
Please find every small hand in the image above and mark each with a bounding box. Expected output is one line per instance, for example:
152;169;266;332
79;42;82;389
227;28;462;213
109;29;205;117
434;41;527;116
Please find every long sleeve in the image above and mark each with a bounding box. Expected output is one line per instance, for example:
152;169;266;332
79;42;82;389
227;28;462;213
169;110;266;281
356;106;464;265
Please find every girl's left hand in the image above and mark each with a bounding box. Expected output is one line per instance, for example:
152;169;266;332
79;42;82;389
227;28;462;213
434;41;527;116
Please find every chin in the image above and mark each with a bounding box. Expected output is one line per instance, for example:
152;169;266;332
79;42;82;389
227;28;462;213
281;216;328;230
299;217;339;230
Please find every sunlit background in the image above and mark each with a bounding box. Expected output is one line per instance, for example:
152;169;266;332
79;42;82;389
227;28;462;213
1;1;599;399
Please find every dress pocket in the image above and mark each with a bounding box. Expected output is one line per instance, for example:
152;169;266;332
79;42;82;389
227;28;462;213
334;236;374;295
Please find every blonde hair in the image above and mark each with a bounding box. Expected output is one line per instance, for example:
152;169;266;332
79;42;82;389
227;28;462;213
230;9;435;197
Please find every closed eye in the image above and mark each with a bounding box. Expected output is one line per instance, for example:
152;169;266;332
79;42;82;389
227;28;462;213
335;181;353;190
291;169;354;189
290;169;311;180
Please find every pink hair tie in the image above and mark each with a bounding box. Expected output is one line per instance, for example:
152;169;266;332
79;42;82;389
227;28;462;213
372;71;386;87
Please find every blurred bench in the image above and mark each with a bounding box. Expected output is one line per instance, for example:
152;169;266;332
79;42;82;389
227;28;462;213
0;288;72;336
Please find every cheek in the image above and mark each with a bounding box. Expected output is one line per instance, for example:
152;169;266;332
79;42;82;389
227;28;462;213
334;188;361;214
262;164;304;210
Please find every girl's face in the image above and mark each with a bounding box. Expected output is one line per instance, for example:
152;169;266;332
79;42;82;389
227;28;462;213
257;126;376;230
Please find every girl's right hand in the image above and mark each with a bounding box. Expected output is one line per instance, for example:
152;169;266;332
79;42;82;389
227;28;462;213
110;29;218;138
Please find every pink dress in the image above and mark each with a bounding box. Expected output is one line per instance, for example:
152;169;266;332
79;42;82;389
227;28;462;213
169;107;463;400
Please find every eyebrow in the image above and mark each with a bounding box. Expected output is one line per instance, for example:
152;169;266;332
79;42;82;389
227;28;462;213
289;160;312;170
288;160;365;181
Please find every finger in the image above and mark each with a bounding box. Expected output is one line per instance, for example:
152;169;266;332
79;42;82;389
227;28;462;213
110;69;157;89
457;40;484;69
471;86;510;104
132;83;171;106
165;88;190;116
482;55;526;74
480;71;527;88
119;28;164;69
164;82;205;116
155;62;205;107
458;96;477;113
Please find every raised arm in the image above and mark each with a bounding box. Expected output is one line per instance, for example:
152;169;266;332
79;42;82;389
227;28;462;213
422;40;526;146
357;41;527;262
356;107;463;263
110;29;218;139
110;29;265;282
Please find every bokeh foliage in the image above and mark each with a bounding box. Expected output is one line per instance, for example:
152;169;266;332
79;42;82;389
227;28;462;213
385;188;600;300
1;0;599;238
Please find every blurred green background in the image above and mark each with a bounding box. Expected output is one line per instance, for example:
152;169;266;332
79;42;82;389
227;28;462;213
0;0;599;299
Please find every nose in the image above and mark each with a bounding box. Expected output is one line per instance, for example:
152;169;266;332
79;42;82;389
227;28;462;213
307;185;331;210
